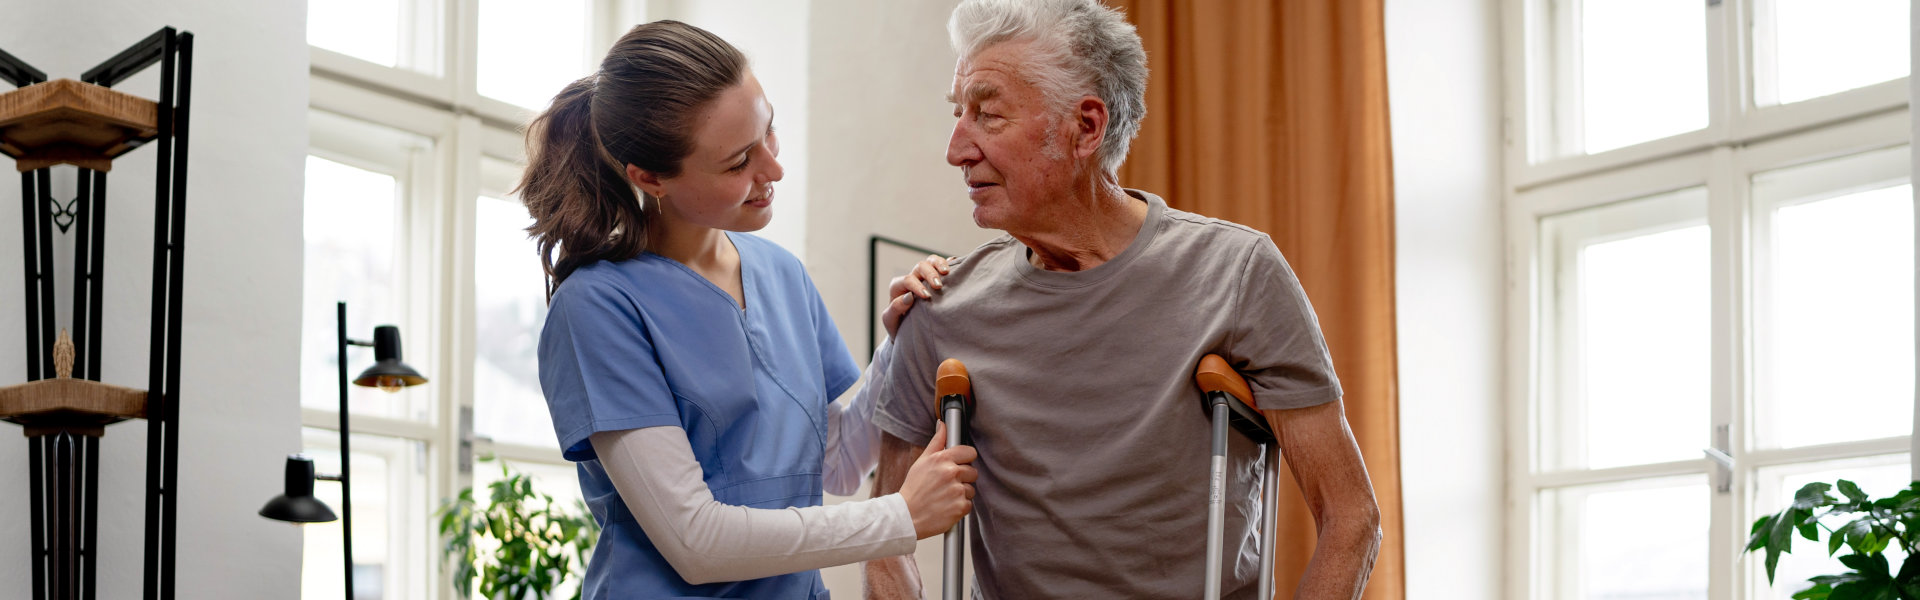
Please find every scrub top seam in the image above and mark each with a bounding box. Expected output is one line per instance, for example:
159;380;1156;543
669;387;727;481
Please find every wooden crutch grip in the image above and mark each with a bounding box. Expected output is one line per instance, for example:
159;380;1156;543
1194;354;1255;411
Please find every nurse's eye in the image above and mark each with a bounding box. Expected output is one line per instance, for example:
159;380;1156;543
729;154;751;173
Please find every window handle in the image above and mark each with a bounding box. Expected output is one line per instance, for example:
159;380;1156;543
1702;447;1733;469
1703;448;1734;493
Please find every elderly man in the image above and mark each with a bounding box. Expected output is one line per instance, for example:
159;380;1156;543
861;0;1382;598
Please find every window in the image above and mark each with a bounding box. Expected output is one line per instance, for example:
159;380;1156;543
1539;188;1711;473
1753;0;1909;106
1540;476;1711;599
299;428;432;600
1506;1;1911;598
1533;0;1709;157
473;157;558;450
469;458;589;598
477;0;595;110
307;0;442;75
302;1;640;597
1750;147;1914;451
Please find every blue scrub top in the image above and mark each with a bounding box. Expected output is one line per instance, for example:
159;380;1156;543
539;232;862;600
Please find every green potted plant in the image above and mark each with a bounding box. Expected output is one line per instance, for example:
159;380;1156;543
1747;479;1920;599
438;460;599;599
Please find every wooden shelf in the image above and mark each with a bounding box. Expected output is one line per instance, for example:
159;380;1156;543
0;78;159;172
0;378;147;435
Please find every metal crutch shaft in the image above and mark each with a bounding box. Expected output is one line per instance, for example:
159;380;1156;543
934;359;974;600
1195;355;1280;600
1204;398;1231;600
1258;442;1280;600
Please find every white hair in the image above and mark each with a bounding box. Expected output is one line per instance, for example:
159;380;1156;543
949;0;1149;176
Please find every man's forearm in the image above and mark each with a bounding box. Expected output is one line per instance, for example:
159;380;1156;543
1266;400;1383;600
1294;510;1382;599
864;432;925;600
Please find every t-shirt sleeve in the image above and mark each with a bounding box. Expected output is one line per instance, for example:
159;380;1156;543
539;276;683;462
807;276;862;402
1225;236;1344;411
867;310;940;446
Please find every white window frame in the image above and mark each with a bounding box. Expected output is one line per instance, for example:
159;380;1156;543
303;1;645;598
1502;0;1913;598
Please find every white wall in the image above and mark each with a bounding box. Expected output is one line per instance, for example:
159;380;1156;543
804;0;995;595
1384;0;1508;597
805;0;993;352
0;1;309;598
1912;0;1918;483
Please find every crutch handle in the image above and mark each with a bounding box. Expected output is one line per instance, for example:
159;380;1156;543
1195;355;1275;446
935;359;973;406
1194;355;1254;409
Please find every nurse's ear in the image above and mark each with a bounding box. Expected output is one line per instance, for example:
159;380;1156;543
625;163;669;200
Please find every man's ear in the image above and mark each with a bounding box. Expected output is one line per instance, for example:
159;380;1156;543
625;163;668;199
1072;95;1109;160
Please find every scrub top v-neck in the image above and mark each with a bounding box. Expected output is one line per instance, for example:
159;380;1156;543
539;232;862;599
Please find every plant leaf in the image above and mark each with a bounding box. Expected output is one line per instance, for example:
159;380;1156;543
1898;554;1920;584
1841;553;1895;581
1841;480;1872;503
1755;514;1780;551
1799;483;1837;510
1795;582;1835;600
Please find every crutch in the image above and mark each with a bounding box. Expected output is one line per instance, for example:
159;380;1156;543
935;358;974;600
1195;354;1280;600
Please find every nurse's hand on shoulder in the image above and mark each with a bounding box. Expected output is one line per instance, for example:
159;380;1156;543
897;420;977;539
882;255;953;338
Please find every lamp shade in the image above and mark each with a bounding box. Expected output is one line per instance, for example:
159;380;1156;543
351;325;427;390
259;455;338;523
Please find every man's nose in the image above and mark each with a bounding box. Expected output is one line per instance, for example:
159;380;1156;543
946;120;980;167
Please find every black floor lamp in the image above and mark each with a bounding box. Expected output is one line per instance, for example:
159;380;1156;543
260;301;426;600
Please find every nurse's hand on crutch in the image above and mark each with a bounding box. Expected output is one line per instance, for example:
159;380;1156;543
1195;354;1281;600
897;381;978;541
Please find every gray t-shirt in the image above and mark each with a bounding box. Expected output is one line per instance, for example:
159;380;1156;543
871;189;1342;599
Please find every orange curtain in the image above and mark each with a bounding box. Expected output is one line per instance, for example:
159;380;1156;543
1104;1;1404;597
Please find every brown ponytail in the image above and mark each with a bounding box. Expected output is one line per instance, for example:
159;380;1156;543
516;20;749;299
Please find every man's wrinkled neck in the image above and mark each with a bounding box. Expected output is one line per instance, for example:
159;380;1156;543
1011;174;1146;273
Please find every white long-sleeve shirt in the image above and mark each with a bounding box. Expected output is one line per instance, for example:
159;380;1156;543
588;338;912;584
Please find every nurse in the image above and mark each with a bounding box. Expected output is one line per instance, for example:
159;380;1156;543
520;20;977;600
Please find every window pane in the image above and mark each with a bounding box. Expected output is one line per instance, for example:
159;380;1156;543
303;156;430;421
1568;0;1708;154
473;195;556;448
1758;0;1910;105
300;428;430;600
1756;154;1913;449
477;0;593;110
1753;454;1911;600
309;0;401;67
468;459;588;600
1542;191;1711;470
1542;476;1710;600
